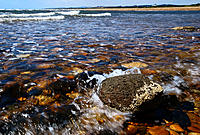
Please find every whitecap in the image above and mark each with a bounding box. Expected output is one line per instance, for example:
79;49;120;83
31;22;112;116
0;12;55;17
56;10;80;16
79;13;111;17
0;15;65;22
0;14;8;18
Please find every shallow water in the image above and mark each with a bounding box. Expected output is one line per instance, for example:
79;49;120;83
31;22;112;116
0;10;200;134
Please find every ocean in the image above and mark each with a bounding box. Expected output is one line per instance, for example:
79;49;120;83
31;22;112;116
0;9;200;134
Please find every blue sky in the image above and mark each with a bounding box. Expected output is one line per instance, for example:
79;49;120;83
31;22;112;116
0;0;199;9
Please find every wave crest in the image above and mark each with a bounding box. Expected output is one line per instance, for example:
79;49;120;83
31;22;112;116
0;12;55;17
0;15;65;22
56;10;80;15
79;13;111;17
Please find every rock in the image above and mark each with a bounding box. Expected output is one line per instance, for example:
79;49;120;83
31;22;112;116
75;71;102;90
187;112;200;123
0;104;79;134
188;132;200;135
98;129;117;135
99;74;163;112
171;26;199;32
191;123;200;130
125;125;137;135
170;130;179;135
0;82;27;107
188;126;200;133
28;87;42;96
48;78;77;95
170;123;184;132
72;67;83;74
141;69;157;75
37;63;55;69
153;72;174;83
34;95;55;106
122;62;148;68
148;126;169;135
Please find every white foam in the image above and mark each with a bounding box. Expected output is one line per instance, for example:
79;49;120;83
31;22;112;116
3;52;14;57
0;12;55;17
17;50;33;53
0;15;65;22
44;36;58;41
33;57;48;60
0;14;8;17
8;58;19;60
163;84;182;95
22;113;29;118
163;76;185;95
56;10;80;15
175;58;200;84
48;127;54;133
79;13;111;17
0;88;3;93
56;74;65;78
68;92;129;134
88;68;141;87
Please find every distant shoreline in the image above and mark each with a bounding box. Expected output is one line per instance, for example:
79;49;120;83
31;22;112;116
70;6;200;11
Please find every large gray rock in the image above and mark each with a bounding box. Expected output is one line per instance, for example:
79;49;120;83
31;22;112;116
98;74;163;112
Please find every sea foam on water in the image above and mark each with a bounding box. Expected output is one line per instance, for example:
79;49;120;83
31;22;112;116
0;10;112;23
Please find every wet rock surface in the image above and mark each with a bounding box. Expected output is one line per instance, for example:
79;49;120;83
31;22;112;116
99;74;163;112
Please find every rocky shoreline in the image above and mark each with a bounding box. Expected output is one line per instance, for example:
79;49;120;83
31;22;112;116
0;69;199;134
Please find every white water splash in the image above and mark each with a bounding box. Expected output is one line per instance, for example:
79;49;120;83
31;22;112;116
0;15;65;22
56;10;80;16
0;12;55;17
79;12;111;17
88;67;141;90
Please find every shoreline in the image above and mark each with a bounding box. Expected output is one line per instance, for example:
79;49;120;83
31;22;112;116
70;6;200;11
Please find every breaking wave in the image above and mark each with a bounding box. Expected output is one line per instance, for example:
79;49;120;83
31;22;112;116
0;10;112;23
79;12;111;17
0;15;65;22
56;10;80;15
0;12;55;17
56;11;111;17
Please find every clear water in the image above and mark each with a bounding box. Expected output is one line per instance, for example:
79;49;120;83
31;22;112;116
0;10;199;134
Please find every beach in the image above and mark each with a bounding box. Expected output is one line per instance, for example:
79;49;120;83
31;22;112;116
73;6;200;11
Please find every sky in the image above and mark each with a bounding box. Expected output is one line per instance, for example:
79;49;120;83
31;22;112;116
0;0;199;9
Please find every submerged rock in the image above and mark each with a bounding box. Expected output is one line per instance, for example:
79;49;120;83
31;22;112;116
48;78;77;95
99;74;163;112
0;82;27;107
171;26;200;32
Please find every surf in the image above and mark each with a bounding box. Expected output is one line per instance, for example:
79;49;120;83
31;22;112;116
0;15;65;22
56;10;80;15
79;12;111;17
0;12;55;18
